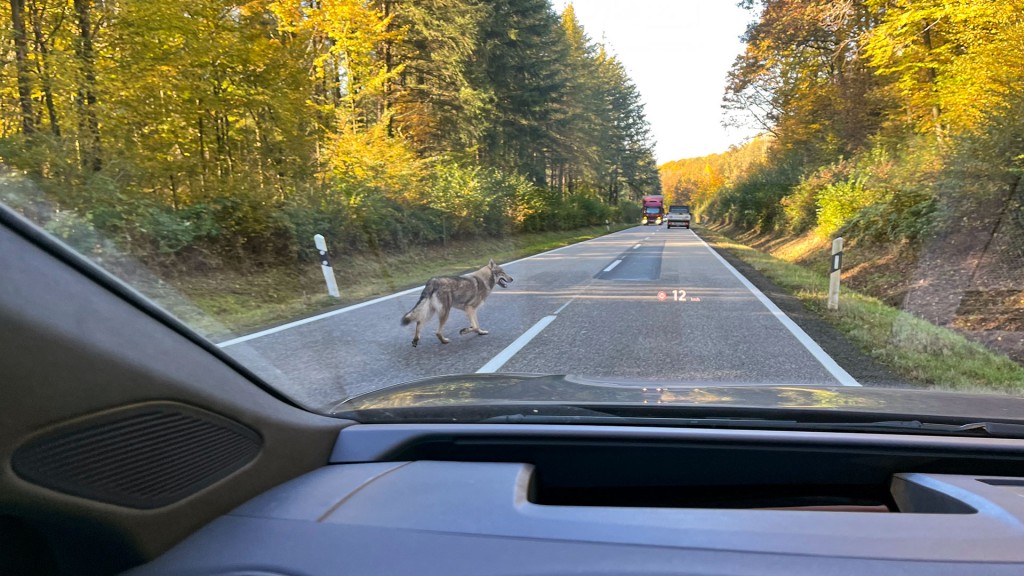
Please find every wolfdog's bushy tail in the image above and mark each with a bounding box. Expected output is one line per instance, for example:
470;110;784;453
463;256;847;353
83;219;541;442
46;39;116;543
400;303;421;326
401;285;432;325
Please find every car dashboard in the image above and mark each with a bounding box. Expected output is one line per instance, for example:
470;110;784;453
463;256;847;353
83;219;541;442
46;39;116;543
130;422;1024;575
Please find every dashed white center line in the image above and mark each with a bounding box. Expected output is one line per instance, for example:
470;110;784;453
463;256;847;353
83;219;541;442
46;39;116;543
476;315;557;373
553;298;576;315
603;259;622;272
632;244;641;250
477;281;588;373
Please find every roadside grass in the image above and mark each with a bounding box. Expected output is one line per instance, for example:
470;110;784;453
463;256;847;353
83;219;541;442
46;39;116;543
162;224;632;340
698;225;1024;395
725;223;919;308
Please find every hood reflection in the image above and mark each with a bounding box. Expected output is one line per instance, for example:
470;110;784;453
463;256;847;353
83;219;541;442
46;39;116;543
332;373;1021;422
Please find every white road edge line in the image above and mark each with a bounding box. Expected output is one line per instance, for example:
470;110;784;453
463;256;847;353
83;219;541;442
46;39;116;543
603;259;622;272
476;315;557;373
216;286;423;348
691;230;861;387
217;227;636;348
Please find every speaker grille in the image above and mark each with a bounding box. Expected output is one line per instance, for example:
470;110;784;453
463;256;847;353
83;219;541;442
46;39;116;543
12;403;262;509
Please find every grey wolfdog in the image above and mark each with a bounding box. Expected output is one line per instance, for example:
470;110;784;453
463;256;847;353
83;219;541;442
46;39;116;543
401;259;514;347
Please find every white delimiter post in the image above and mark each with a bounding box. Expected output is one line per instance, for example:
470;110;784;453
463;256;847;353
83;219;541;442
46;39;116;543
314;234;340;298
828;237;843;311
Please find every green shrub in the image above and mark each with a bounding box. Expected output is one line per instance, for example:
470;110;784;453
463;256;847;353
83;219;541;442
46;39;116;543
783;161;853;234
2;145;632;270
613;203;642;223
845;189;937;242
713;161;800;232
815;176;877;237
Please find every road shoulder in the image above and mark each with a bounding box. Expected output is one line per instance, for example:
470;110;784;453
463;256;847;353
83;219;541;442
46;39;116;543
702;231;910;389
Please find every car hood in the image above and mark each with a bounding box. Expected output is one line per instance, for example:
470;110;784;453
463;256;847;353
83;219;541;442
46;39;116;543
329;373;1024;422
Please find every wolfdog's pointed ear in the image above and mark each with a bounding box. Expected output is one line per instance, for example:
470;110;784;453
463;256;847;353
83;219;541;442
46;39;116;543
488;258;496;268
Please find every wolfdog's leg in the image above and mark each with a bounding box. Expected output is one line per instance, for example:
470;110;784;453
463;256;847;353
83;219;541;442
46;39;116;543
412;321;423;347
463;307;488;335
460;306;477;335
436;308;451;344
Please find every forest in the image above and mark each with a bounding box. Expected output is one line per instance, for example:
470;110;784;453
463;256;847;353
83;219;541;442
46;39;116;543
0;0;660;266
662;0;1024;248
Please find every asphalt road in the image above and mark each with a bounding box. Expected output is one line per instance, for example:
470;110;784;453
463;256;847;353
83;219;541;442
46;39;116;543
220;226;858;409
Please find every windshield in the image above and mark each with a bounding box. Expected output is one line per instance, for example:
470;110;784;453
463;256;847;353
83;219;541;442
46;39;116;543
2;0;1023;417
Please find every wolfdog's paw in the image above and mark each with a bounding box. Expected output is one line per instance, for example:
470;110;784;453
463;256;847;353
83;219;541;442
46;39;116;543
412;339;419;347
437;335;450;344
459;327;473;335
477;329;489;335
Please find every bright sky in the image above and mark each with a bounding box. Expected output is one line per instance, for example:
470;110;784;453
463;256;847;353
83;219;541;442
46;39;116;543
553;0;762;164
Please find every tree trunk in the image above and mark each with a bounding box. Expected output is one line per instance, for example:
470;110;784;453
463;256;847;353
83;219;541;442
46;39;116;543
10;0;36;135
29;0;61;137
170;173;179;211
921;23;943;141
381;0;394;137
73;0;101;171
197;108;209;193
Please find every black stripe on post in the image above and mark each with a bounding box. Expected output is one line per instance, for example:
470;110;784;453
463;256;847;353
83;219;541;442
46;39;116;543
830;251;843;273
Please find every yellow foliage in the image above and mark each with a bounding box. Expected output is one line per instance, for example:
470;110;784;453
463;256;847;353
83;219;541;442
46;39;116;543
268;0;404;108
864;0;1024;136
325;114;424;205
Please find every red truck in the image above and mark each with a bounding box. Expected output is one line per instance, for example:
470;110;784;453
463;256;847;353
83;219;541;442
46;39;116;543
641;195;664;226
